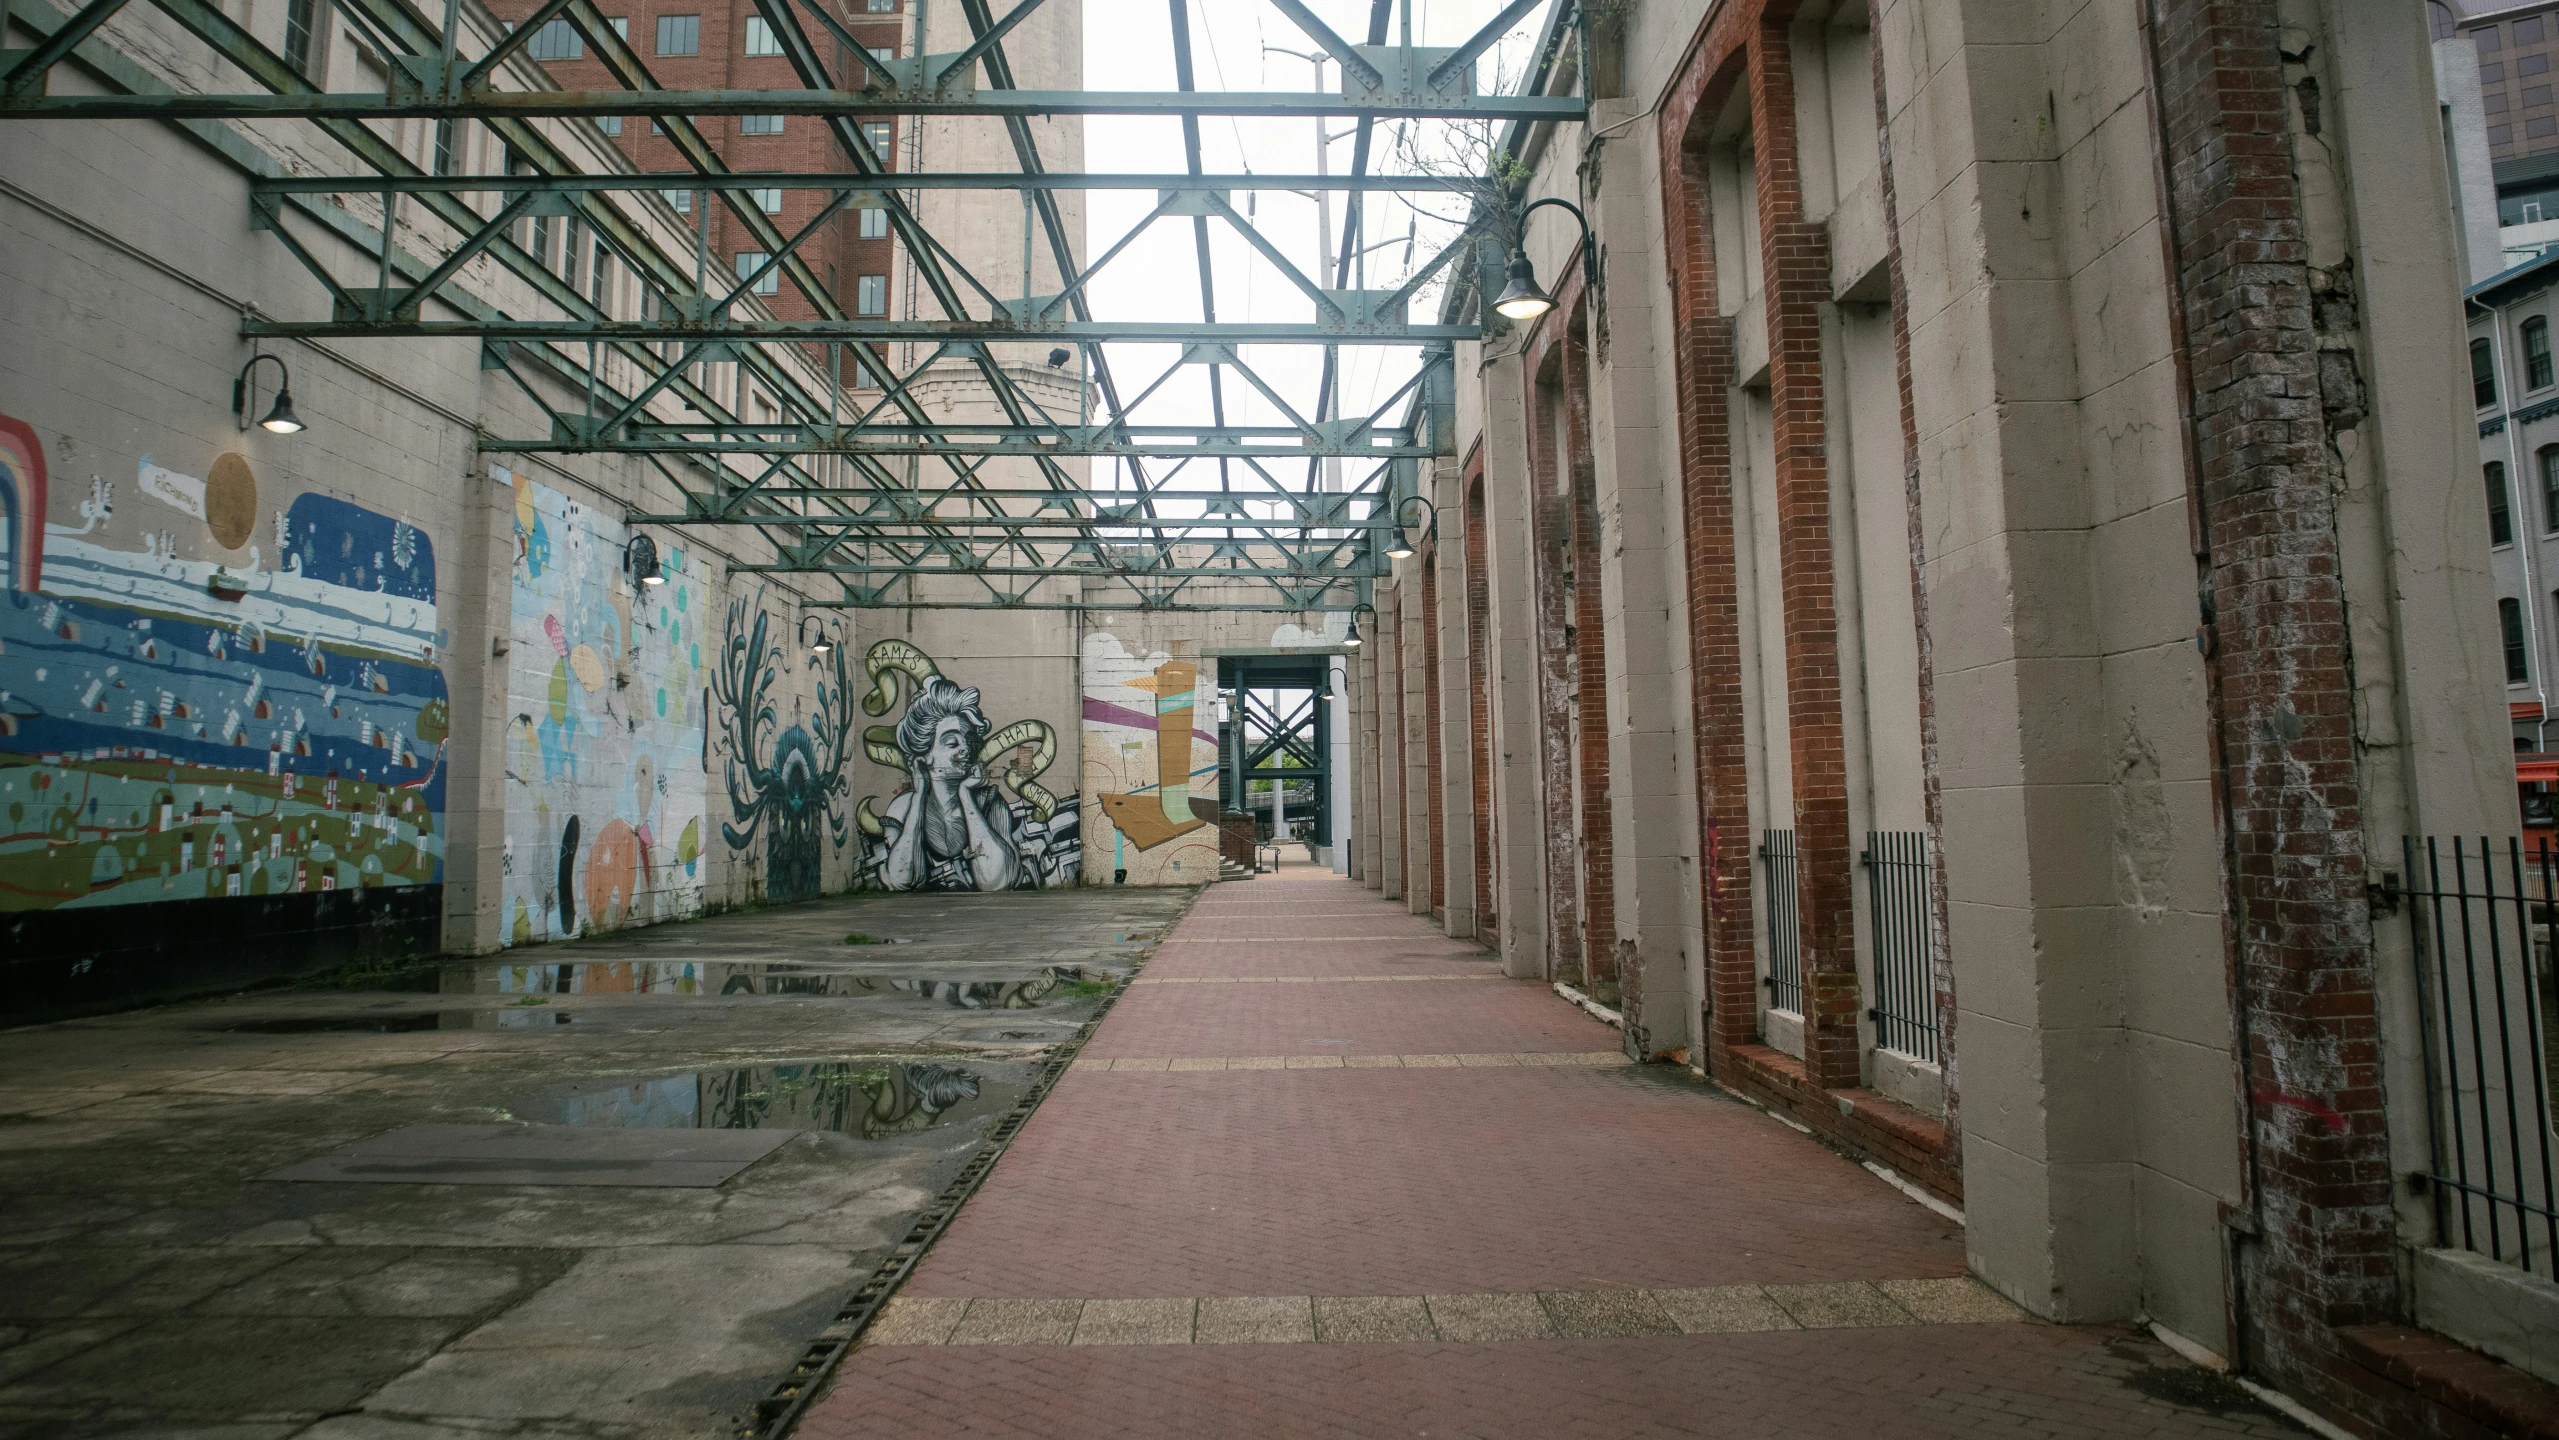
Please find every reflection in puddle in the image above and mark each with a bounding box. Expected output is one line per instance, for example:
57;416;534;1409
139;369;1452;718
535;1061;1026;1139
434;961;1085;1006
222;1013;452;1034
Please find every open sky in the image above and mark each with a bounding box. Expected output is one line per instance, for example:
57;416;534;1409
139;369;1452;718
1074;1;1557;504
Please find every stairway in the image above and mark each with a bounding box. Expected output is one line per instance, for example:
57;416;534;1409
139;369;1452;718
1217;856;1257;882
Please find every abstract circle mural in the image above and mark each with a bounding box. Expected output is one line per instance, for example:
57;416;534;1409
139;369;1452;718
204;453;257;550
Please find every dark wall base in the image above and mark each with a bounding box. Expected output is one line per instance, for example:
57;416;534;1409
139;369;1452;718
2;886;444;1027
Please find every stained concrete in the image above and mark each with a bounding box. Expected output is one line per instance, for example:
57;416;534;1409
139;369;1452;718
0;885;1194;1438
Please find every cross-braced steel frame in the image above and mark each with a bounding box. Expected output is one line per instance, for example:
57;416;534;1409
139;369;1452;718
0;0;1584;612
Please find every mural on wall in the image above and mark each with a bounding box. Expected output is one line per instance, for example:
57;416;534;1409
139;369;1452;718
497;469;707;947
849;640;1080;891
0;417;448;918
710;599;858;902
1080;631;1221;886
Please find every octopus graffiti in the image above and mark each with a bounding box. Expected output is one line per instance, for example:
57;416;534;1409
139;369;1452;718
497;469;707;946
709;601;857;903
850;640;1080;891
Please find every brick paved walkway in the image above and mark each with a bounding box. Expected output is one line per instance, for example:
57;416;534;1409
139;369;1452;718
796;871;2302;1439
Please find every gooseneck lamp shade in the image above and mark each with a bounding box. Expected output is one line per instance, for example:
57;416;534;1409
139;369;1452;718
1492;246;1554;322
625;533;664;586
233;354;306;433
801;616;833;653
1344;619;1363;648
256;389;305;433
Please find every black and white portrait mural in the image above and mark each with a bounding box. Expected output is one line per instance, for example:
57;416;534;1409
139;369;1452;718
850;641;1079;891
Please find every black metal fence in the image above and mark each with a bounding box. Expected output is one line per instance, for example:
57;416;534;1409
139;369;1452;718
2402;836;2559;1280
1863;831;1942;1062
1760;829;1802;1015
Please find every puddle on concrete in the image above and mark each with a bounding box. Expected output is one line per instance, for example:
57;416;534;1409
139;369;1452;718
523;1060;1032;1140
222;1013;454;1034
382;960;1093;1007
218;1009;578;1033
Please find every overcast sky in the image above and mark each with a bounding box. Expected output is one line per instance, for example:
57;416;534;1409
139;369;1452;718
1074;1;1555;504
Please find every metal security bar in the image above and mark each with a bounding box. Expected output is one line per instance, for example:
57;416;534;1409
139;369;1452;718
1862;831;1940;1062
1760;830;1802;1016
2402;836;2559;1280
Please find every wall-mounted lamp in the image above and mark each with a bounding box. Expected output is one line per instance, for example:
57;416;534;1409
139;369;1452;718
800;615;837;654
1345;602;1377;648
1046;347;1073;367
624;532;664;586
232;354;305;434
1384;496;1437;561
1492;197;1601;324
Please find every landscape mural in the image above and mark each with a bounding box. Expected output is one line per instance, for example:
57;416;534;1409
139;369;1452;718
1;412;449;1005
497;467;708;946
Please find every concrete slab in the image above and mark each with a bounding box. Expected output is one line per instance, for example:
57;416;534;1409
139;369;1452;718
266;1123;795;1188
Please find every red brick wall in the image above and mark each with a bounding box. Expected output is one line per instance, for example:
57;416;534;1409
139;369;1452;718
1657;55;1755;1063
1743;12;1860;1091
1422;540;1448;917
1562;319;1618;985
1652;0;1960;1191
2145;0;2399;1425
1522;334;1585;979
1465;463;1499;949
492;0;903;324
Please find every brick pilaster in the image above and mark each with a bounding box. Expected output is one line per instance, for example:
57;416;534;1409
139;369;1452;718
1522;332;1586;980
2147;0;2394;1396
1562;321;1618;983
1465;463;1499;949
1656;61;1756;1058
1746;15;1861;1091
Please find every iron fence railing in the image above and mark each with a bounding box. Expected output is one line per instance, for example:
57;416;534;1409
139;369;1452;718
1760;829;1802;1015
2402;836;2559;1280
1862;831;1942;1062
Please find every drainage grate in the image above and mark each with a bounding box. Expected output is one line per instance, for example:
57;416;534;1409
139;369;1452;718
739;885;1207;1440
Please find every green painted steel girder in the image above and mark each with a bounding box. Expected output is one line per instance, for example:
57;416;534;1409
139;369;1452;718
490;429;1430;459
0;88;1587;122
251;318;1471;344
245;172;1482;196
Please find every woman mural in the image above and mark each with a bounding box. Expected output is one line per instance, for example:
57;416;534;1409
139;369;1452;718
877;676;1021;892
852;640;1073;892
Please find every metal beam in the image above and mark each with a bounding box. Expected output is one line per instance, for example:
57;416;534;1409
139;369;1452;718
248;171;1490;196
245;318;1475;343
0;88;1586;120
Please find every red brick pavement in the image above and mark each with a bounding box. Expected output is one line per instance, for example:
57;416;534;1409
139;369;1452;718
795;875;2300;1439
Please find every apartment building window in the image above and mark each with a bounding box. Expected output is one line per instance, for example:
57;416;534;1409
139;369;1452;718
591;246;613;307
2505;597;2532;684
735;252;779;295
752;188;784;213
597;115;622;135
2492;461;2516;546
859;207;889;239
741;114;785;135
743;16;783;54
610;17;628;38
868;0;896;11
284;0;321;75
2478;337;2501;408
669;187;692;214
529;213;553;267
656;14;698;55
856;273;887;315
870;44;895;66
862;120;893;165
526;17;582;58
2530;316;2554;389
563;218;587;291
2543;448;2559;534
432;118;455;174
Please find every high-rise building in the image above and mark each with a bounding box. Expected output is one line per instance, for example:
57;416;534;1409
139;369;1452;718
489;0;909;325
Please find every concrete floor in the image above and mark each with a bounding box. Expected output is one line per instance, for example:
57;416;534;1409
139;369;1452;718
0;885;1197;1440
